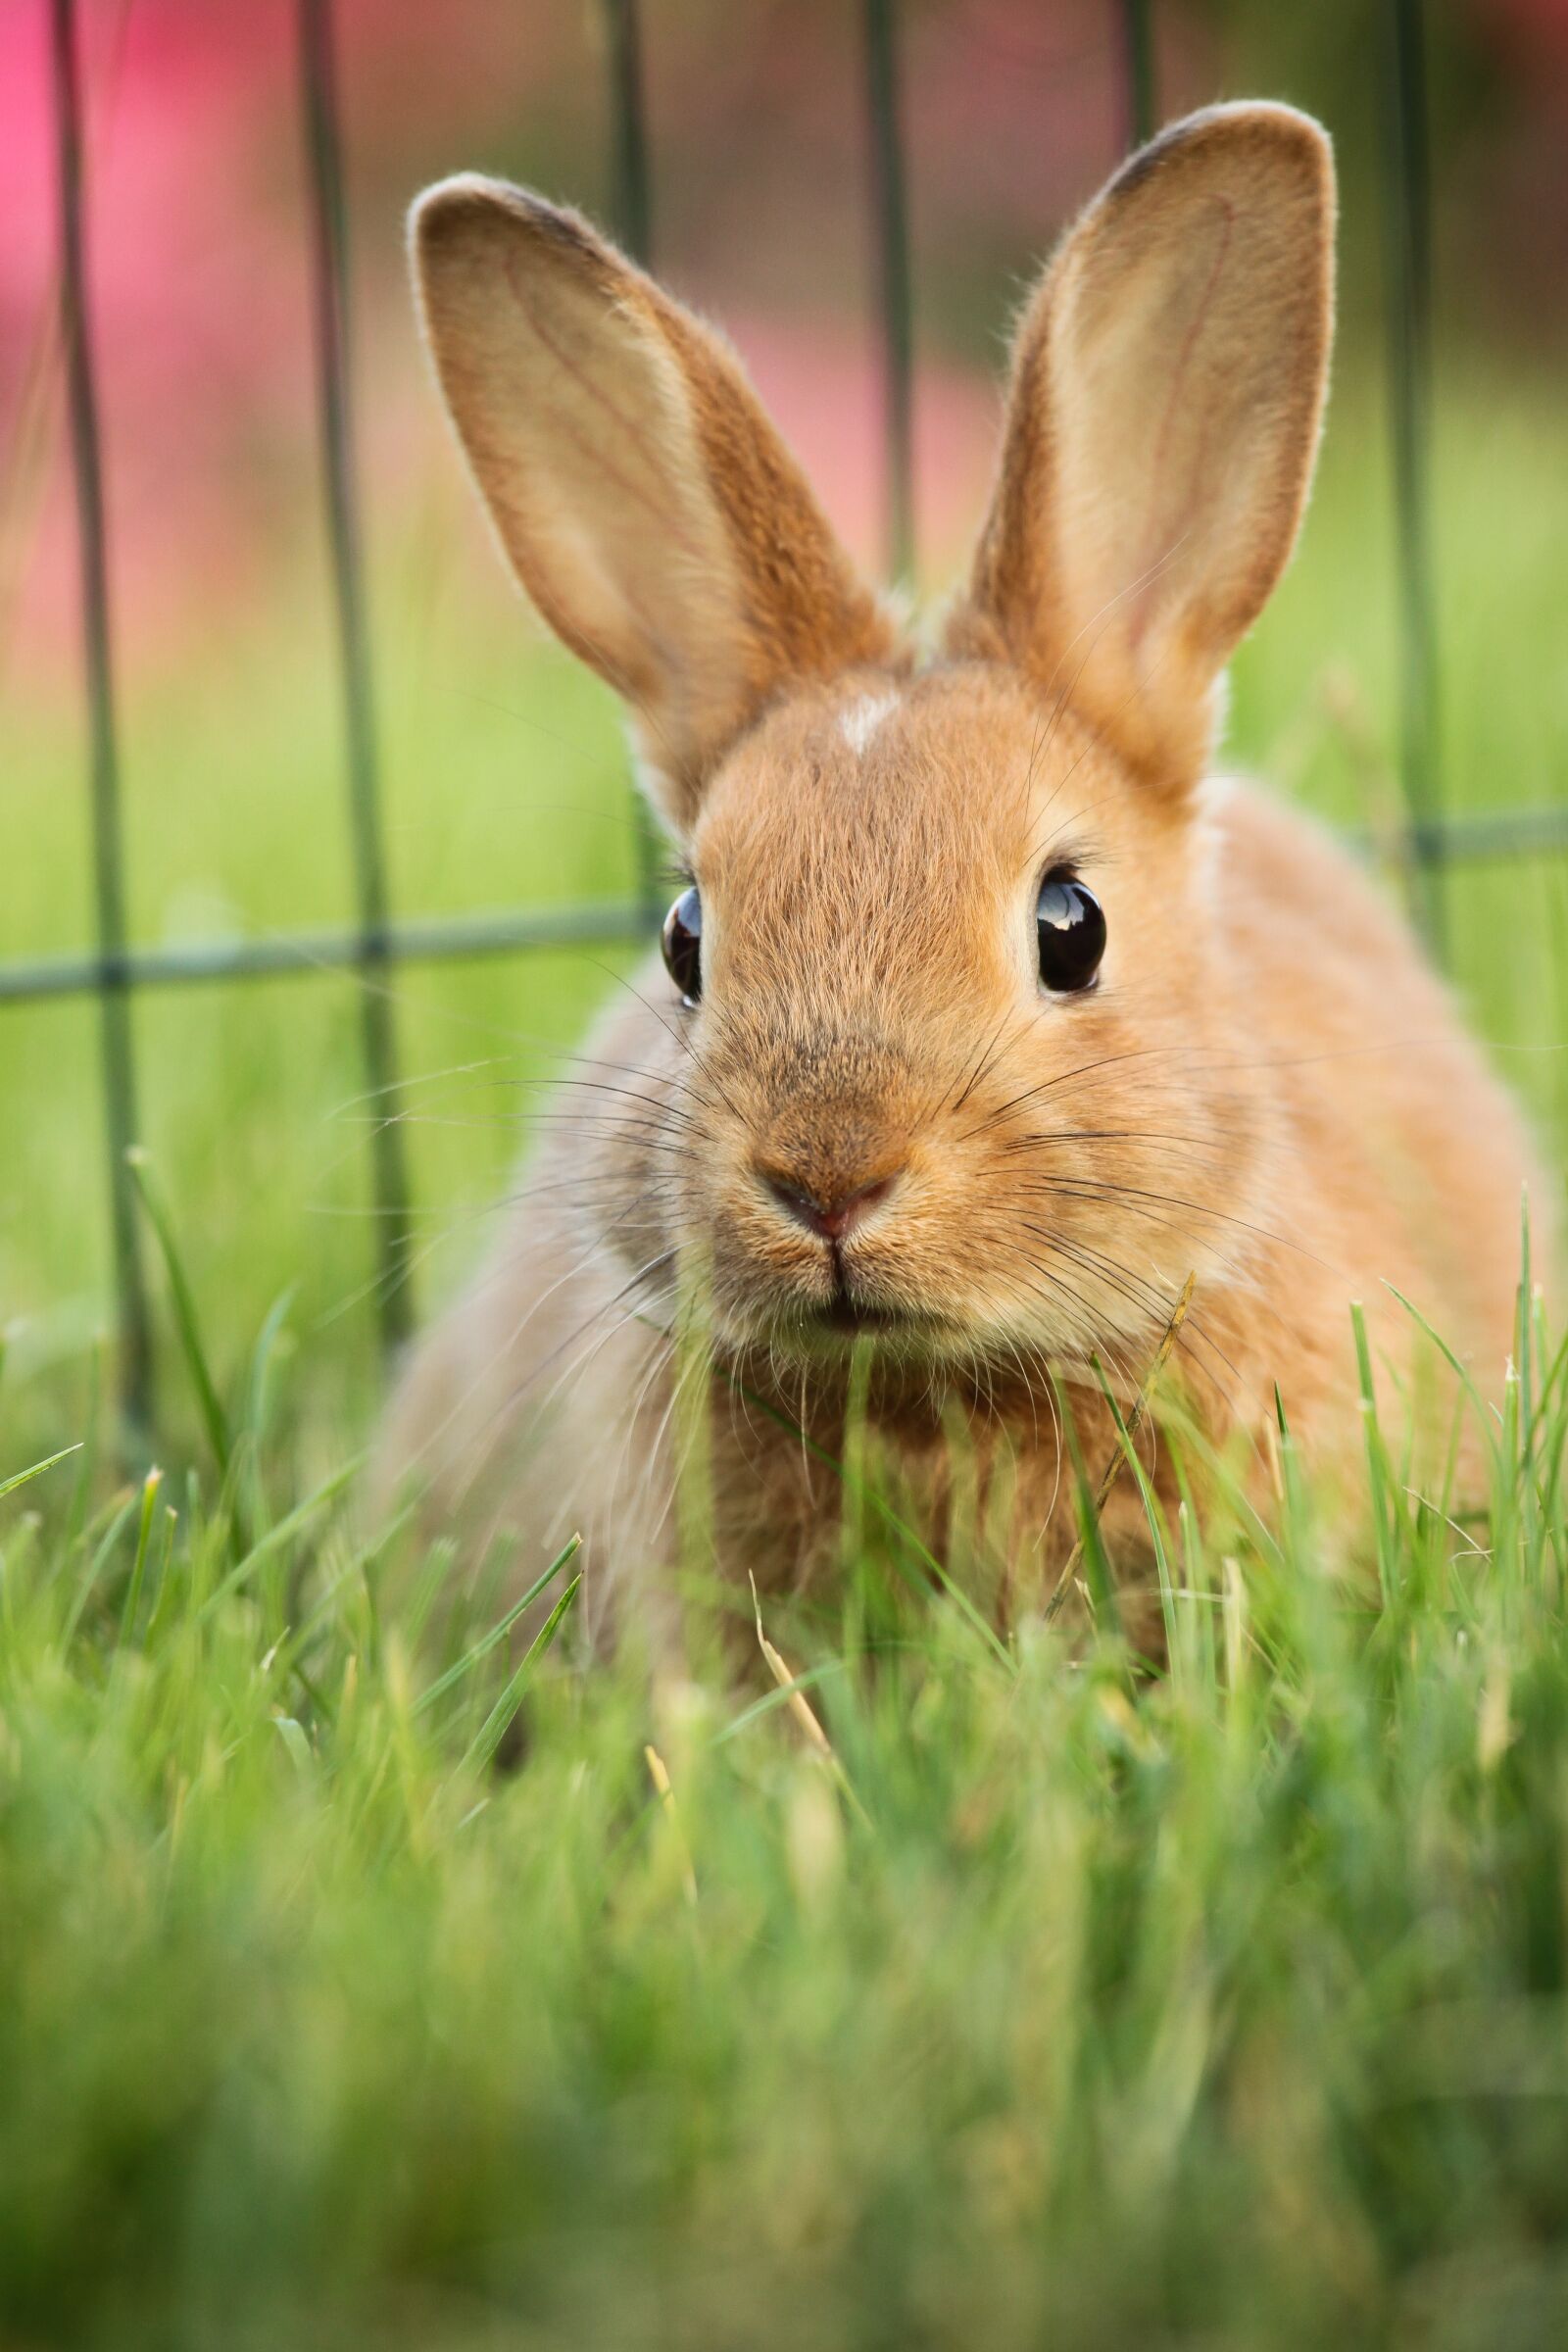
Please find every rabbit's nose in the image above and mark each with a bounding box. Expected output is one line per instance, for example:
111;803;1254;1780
758;1166;903;1242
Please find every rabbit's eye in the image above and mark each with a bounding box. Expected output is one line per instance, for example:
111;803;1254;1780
662;885;703;1005
1037;868;1104;994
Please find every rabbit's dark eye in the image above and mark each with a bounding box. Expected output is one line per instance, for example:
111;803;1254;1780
1037;868;1104;994
662;885;703;1005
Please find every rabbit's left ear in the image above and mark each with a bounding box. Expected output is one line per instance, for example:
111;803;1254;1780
950;104;1335;790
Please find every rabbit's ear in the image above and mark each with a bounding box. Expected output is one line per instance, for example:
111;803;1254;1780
951;104;1334;790
411;177;894;828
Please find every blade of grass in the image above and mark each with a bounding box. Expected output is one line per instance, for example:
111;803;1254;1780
1090;1354;1179;1667
273;1715;313;1776
457;1571;582;1777
720;1364;1011;1671
117;1465;163;1647
237;1284;296;1539
65;1357;100;1555
126;1150;230;1478
278;1498;418;1668
61;1485;137;1645
0;1443;82;1504
1350;1299;1398;1604
1048;1368;1123;1639
194;1452;361;1626
403;1536;460;1649
1519;1187;1535;1463
1517;1188;1539;1559
1045;1273;1196;1625
242;1286;296;1451
413;1535;581;1719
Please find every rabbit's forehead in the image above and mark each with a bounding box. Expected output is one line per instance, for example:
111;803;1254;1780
696;665;1114;907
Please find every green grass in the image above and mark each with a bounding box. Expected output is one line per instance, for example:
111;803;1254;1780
5;1271;1568;2348
2;358;1568;2345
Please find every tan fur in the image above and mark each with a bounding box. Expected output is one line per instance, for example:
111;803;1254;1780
379;110;1550;1651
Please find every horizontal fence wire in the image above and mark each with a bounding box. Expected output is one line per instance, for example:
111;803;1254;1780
0;905;645;1005
299;0;414;1352
48;0;153;1438
4;793;1563;1012
5;785;1565;1011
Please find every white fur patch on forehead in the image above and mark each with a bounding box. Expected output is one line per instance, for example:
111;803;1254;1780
837;690;901;758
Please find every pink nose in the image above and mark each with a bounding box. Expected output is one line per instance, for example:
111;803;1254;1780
759;1168;902;1242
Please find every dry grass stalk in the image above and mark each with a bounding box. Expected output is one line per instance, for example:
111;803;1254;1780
748;1574;867;1823
643;1743;698;1906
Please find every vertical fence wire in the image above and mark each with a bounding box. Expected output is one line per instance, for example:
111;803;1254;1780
602;0;653;270
1119;0;1155;148
1381;0;1445;954
861;0;915;588
298;0;414;1350
596;0;663;928
48;0;153;1438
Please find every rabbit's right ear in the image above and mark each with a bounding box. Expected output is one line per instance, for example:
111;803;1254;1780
950;104;1335;792
411;178;894;830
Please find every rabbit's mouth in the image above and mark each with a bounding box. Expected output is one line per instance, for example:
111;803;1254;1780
815;1296;902;1338
723;1271;951;1354
803;1261;952;1347
810;1242;926;1341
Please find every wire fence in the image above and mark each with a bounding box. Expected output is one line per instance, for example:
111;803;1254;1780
10;0;1560;1433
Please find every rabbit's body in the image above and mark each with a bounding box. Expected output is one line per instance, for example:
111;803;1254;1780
380;678;1539;1643
377;105;1549;1643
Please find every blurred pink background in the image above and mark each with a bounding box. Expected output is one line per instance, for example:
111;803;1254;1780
3;0;1566;683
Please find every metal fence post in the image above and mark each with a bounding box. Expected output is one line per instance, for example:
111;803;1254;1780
861;0;915;589
602;0;653;270
1381;0;1446;955
48;0;153;1440
596;0;664;931
298;0;415;1351
1119;0;1156;148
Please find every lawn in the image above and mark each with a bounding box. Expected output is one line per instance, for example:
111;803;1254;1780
2;356;1568;2346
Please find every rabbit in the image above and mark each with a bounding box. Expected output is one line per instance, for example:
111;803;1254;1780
374;102;1550;1656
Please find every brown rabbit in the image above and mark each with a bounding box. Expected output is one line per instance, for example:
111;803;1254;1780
376;104;1547;1651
